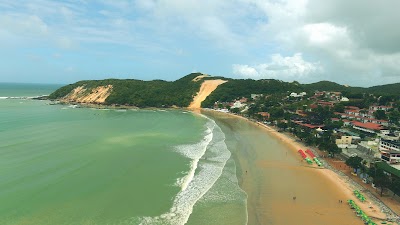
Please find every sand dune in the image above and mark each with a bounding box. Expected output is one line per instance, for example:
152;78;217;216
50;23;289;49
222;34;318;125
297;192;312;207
62;85;113;104
188;79;227;109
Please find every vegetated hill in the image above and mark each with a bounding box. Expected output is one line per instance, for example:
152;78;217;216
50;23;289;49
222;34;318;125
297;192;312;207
302;80;400;96
201;79;303;108
367;83;400;95
302;81;351;92
50;73;400;108
49;73;204;107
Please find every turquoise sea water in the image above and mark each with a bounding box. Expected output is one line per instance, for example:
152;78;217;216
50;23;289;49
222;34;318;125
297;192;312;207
0;83;247;225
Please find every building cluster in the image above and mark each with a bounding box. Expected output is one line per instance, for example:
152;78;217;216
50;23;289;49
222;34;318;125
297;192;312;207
210;89;400;179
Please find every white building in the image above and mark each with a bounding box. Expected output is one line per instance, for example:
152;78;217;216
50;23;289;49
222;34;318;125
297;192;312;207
231;101;246;109
340;97;349;102
379;139;400;164
289;92;306;98
379;139;400;152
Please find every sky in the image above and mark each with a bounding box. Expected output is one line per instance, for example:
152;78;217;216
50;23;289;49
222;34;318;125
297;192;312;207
0;0;399;86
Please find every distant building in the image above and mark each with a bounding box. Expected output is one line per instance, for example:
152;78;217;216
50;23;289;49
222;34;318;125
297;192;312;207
317;101;335;108
293;121;324;129
340;97;349;102
352;121;385;134
239;97;248;103
379;138;400;165
251;94;263;100
379;138;400;153
336;136;353;145
374;162;400;182
289;92;306;98
369;105;393;112
231;101;246;109
258;112;270;120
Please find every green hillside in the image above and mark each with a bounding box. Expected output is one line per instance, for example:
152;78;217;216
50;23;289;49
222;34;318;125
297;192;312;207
50;73;400;108
49;73;203;107
201;79;302;107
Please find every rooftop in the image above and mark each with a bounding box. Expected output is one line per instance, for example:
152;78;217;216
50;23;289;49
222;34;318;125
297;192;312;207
352;121;385;130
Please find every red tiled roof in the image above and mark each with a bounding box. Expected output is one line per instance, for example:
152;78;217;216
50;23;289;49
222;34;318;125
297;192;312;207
352;121;384;130
258;112;270;117
294;121;324;129
346;106;360;110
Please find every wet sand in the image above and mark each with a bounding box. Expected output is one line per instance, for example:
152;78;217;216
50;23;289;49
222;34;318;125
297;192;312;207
203;110;386;225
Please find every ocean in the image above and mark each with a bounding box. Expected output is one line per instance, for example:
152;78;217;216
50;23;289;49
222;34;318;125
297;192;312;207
0;83;247;225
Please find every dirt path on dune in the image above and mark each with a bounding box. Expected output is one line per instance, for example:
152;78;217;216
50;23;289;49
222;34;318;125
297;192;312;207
188;80;227;109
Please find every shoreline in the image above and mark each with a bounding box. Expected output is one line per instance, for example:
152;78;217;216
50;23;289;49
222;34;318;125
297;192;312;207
43;101;400;224
203;109;397;224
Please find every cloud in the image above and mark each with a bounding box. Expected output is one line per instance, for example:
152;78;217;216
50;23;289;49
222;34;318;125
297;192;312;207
0;14;48;36
0;0;399;85
233;53;322;81
231;0;400;86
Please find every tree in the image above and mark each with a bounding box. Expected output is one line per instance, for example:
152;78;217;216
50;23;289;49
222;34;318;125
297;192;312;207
378;95;393;106
345;156;363;169
277;122;288;130
388;110;400;125
230;108;240;114
374;110;387;120
372;168;391;197
269;107;284;119
390;179;400;198
333;103;345;113
326;142;341;157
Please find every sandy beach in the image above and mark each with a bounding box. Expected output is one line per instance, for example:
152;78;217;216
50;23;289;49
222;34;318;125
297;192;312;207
202;110;389;225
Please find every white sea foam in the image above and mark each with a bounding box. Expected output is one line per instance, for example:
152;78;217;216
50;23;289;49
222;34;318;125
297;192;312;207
0;97;8;99
136;117;231;225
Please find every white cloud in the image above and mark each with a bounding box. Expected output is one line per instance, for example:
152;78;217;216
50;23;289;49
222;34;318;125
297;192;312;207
1;0;400;85
231;0;400;86
233;53;321;81
0;14;48;36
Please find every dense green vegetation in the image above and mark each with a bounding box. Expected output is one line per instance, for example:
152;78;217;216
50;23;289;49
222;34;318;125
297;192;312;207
302;81;352;92
49;73;203;107
201;79;302;107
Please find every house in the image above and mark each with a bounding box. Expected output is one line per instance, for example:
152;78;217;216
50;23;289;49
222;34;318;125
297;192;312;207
344;109;359;117
239;97;248;103
336;136;353;145
289;92;306;98
231;101;246;109
293;121;324;129
369;105;393;112
343;119;351;126
296;110;307;117
251;94;263;100
258;112;270;120
317;101;335;108
340;97;349;102
331;118;340;122
352;121;385;134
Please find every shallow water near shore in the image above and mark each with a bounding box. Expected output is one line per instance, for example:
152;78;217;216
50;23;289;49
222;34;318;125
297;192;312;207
0;84;247;225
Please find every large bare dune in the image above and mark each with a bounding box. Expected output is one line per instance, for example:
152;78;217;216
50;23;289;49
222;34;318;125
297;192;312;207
188;79;227;109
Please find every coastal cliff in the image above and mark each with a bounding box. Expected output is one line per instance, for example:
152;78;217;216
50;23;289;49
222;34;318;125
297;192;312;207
49;73;228;108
